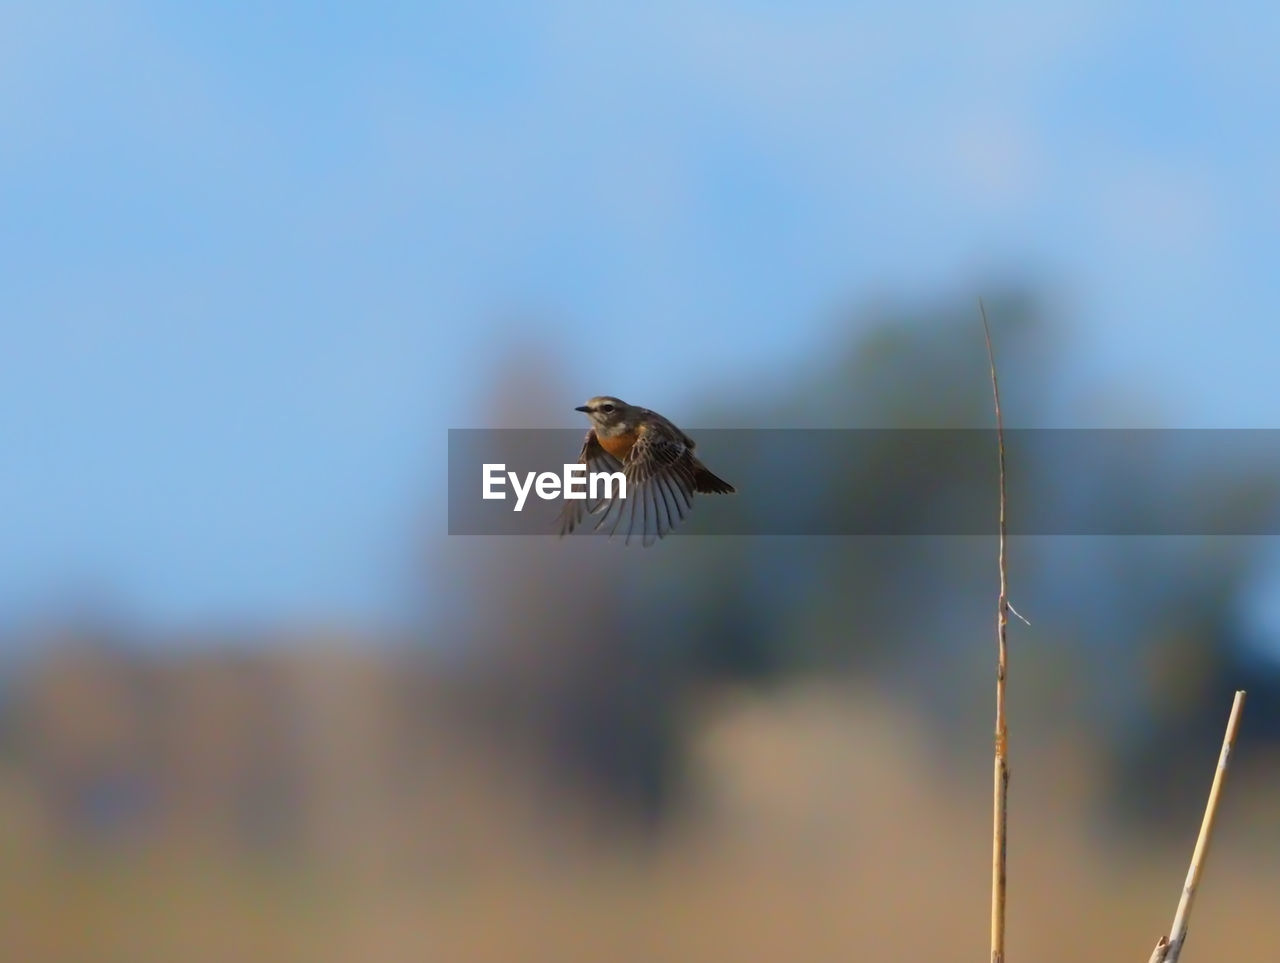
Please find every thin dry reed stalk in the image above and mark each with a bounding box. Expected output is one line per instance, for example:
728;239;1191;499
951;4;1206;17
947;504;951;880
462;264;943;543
980;298;1010;963
1148;690;1247;963
977;303;1250;963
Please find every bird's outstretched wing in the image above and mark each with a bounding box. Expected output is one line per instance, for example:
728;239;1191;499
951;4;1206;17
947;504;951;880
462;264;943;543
557;430;625;537
594;427;699;546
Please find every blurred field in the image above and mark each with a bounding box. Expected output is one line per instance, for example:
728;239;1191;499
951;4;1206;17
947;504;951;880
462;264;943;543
7;4;1280;961
1;642;1275;963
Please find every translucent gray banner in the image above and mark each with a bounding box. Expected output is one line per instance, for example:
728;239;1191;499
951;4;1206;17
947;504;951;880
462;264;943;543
448;429;1280;536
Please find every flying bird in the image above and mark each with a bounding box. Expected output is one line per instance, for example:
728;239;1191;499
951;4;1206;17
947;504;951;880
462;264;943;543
558;396;735;546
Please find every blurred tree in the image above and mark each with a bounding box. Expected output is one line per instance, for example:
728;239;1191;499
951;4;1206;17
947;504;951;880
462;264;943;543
453;288;1280;832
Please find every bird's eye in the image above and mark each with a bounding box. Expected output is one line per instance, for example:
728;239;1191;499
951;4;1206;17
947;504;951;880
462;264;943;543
600;404;615;412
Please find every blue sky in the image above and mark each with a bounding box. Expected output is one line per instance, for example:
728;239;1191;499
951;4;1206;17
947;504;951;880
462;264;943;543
3;2;1279;631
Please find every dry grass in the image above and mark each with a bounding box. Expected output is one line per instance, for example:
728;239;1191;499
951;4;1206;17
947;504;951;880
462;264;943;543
0;684;1274;963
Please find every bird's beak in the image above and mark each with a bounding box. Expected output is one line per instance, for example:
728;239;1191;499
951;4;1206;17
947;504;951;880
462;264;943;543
574;405;591;413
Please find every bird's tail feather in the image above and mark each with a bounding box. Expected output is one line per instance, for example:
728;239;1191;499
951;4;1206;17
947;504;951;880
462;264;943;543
693;465;735;494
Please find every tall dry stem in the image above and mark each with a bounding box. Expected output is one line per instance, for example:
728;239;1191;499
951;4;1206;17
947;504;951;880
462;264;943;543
1148;690;1246;963
980;299;1010;963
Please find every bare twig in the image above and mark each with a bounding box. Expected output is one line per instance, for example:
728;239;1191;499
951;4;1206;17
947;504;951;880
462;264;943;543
1148;690;1247;963
1147;936;1171;963
980;298;1010;963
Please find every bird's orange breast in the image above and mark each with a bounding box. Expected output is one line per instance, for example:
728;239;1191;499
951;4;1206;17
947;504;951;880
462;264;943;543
596;429;638;460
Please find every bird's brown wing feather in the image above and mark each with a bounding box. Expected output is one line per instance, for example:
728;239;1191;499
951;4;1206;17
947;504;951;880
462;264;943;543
557;430;625;537
594;426;698;546
560;421;732;545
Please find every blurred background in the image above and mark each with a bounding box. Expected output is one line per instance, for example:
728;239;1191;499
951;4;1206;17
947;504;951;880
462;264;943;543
3;3;1280;961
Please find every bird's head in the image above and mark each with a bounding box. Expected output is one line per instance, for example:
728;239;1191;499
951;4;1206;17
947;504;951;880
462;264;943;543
574;396;633;432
